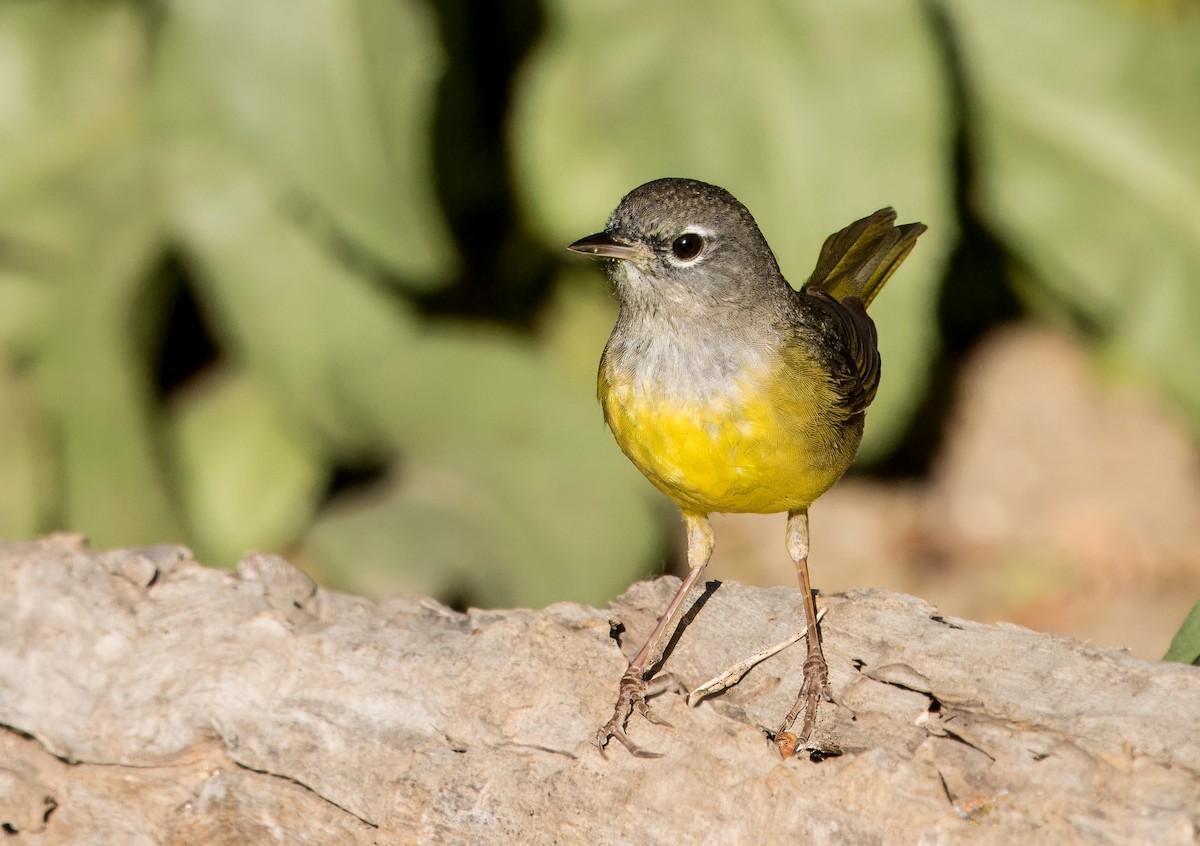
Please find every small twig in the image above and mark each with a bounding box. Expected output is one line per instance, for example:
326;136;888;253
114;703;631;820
687;608;828;706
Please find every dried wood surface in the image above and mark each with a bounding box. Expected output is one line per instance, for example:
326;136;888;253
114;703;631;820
1;535;1197;845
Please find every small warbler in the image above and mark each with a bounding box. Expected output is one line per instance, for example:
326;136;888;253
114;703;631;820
569;178;925;757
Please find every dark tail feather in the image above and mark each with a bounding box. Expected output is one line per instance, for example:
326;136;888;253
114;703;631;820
803;208;926;308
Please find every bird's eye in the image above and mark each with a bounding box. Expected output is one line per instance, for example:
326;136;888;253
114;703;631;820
670;233;705;261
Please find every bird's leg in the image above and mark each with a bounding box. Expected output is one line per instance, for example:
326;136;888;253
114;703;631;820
776;508;831;751
597;512;714;758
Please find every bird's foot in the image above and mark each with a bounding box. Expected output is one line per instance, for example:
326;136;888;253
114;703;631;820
596;668;681;759
774;652;831;757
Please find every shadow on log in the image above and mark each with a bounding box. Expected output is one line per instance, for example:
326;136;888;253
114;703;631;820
1;535;1198;844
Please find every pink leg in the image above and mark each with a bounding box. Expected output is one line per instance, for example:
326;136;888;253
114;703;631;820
596;513;713;757
776;508;830;752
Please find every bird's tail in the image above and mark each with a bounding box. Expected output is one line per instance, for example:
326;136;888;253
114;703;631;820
803;208;926;308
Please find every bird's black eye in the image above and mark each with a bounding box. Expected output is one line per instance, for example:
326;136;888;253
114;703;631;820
671;233;705;261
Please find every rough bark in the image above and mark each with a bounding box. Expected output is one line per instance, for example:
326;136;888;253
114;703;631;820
1;535;1197;844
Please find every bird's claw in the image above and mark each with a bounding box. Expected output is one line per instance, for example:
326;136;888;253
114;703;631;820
596;669;679;758
775;653;830;757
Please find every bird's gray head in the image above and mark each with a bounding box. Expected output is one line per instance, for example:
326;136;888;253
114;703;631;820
568;178;786;315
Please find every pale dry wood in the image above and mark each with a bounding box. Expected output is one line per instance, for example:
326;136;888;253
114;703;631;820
1;535;1198;845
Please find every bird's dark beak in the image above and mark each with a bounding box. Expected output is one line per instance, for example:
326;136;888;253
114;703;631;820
567;232;646;261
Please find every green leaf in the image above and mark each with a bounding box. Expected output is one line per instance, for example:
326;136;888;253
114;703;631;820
943;0;1200;429
512;0;954;458
169;371;326;568
0;1;182;546
306;460;507;602
0;356;55;538
156;0;454;286
162;145;421;454
1163;601;1200;665
0;3;144;203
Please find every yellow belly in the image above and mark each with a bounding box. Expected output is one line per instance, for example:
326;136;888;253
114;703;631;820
600;368;860;516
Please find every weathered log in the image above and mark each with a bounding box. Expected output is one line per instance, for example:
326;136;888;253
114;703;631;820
1;535;1197;844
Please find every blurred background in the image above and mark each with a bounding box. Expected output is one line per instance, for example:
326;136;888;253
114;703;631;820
1;0;1197;660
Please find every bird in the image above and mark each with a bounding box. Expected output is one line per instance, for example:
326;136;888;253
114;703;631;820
567;177;925;757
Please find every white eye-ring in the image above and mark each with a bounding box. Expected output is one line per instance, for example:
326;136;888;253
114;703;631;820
670;232;706;262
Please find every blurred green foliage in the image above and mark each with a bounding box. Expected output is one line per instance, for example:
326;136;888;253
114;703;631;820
0;0;1197;608
1162;601;1200;665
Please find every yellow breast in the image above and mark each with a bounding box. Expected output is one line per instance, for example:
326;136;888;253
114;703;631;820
599;360;861;516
